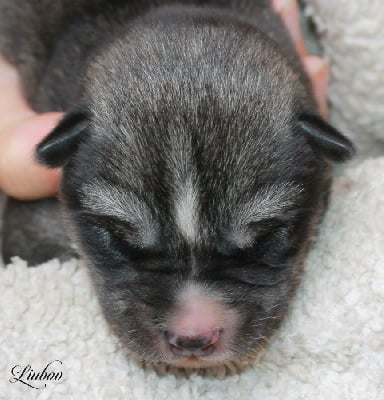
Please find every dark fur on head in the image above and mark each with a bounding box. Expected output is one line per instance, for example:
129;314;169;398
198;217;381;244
0;0;354;368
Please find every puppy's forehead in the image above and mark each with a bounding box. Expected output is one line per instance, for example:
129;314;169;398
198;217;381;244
79;177;302;250
172;179;303;247
86;20;303;138
79;21;311;250
174;176;199;244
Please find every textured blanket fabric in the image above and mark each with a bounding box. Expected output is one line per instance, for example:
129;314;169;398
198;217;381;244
1;158;383;399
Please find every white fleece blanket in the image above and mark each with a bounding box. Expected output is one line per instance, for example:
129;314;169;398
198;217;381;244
1;2;384;399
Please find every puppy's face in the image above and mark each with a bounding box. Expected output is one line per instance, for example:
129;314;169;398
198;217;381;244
37;24;354;368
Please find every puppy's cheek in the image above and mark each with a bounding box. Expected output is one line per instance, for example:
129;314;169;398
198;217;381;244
96;286;163;358
81;263;155;350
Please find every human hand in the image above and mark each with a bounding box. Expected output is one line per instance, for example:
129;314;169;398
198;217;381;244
0;0;328;200
0;56;63;200
272;0;329;117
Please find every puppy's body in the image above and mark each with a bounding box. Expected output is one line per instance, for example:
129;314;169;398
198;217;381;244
0;0;354;367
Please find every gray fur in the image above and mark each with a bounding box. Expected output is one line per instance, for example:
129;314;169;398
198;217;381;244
0;0;353;367
2;198;75;265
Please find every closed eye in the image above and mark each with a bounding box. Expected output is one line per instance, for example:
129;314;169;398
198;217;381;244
215;223;294;266
219;264;288;286
211;222;297;285
76;211;165;263
79;217;177;274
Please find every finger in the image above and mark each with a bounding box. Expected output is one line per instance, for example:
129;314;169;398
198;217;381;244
0;56;33;127
303;56;329;118
0;112;63;200
271;0;307;58
271;2;329;117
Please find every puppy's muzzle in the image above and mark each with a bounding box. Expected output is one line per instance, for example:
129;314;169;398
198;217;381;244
165;329;221;357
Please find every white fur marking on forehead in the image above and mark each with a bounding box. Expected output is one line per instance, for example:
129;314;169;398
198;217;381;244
174;178;199;244
81;182;158;247
229;182;303;248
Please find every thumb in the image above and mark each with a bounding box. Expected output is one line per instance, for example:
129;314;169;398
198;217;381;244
0;112;64;200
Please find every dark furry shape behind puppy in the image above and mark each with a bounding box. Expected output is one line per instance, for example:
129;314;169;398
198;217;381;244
0;0;354;368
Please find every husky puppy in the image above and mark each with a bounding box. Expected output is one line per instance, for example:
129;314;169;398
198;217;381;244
0;0;354;368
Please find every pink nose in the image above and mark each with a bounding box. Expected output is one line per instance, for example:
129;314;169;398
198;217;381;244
166;329;221;356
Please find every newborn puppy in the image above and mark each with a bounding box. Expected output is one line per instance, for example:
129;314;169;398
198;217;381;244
0;0;354;368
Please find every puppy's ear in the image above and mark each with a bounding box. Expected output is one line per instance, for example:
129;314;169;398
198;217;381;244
36;111;89;168
298;114;355;162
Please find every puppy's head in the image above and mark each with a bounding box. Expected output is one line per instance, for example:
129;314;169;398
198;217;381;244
36;16;354;368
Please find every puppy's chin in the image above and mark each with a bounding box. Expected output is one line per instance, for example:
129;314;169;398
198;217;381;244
170;356;227;369
166;350;262;369
147;346;265;371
